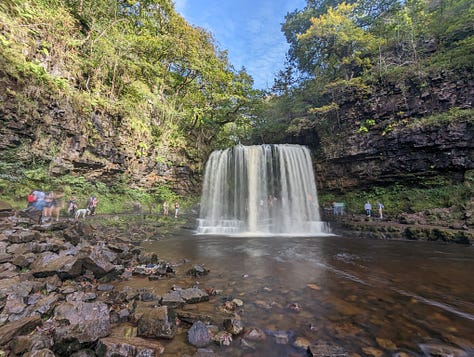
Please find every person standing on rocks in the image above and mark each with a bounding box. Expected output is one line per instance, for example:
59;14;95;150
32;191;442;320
364;201;372;217
174;202;179;218
377;201;384;219
87;195;98;216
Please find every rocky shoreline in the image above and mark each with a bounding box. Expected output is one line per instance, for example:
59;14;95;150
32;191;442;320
0;200;472;357
325;212;474;245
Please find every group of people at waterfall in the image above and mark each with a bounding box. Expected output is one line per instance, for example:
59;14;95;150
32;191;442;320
26;191;98;222
329;200;384;219
364;201;384;219
162;201;180;218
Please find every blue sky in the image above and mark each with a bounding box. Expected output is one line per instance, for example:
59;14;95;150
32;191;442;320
173;0;306;90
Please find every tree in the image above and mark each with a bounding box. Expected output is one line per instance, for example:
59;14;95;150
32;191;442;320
297;3;381;80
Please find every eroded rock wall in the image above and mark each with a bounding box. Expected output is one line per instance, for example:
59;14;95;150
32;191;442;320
290;70;474;191
0;79;201;195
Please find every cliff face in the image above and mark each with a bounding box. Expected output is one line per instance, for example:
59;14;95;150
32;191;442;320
289;70;474;191
0;77;201;195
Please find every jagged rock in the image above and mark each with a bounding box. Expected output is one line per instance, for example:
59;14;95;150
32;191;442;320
0;252;11;265
179;287;209;304
137;306;176;339
96;336;165;356
187;321;212;348
419;343;469;357
308;343;348;357
0;262;18;279
12;252;36;268
66;291;97;302
242;327;266;341
10;333;54;355
28;293;60;316
160;290;185;308
23;348;56;357
53;301;111;345
223;318;244;335
77;245;117;278
186;265;209;277
0;315;42;346
1;293;27;319
7;230;40;244
3;280;35;300
70;349;96;357
30;252;81;279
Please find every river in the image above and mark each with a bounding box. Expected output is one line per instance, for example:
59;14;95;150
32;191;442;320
133;232;474;356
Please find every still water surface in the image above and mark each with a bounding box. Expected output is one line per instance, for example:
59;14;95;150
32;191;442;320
138;233;474;356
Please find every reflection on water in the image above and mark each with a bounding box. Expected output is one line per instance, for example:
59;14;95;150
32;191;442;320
137;233;474;356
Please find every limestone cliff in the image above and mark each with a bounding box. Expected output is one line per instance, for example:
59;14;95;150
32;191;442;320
287;69;474;191
0;78;201;195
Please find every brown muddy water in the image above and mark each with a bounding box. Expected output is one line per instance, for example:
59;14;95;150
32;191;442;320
118;232;474;356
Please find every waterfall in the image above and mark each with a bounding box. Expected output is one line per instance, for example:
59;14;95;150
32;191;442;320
196;144;331;236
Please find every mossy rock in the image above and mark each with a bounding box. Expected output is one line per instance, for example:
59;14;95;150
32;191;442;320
0;201;13;212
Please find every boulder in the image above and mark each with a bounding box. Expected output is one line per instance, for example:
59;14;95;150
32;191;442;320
0;315;42;346
30;252;80;279
96;336;164;356
53;301;111;345
179;287;209;304
137;306;176;339
187;321;212;348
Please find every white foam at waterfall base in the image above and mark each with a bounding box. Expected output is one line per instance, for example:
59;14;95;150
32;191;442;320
196;144;333;237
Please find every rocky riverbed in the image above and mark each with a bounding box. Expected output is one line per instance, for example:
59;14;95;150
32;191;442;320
0;200;472;357
325;206;474;245
0;202;334;356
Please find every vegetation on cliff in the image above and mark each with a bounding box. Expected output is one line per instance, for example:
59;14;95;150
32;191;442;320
0;0;260;209
0;0;472;219
251;0;473;220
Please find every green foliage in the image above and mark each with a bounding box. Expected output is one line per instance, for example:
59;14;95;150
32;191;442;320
297;3;382;79
320;178;471;216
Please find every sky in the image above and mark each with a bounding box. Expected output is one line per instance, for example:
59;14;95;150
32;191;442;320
173;0;306;90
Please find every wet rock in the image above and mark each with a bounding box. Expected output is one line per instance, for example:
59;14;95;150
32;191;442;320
180;287;209;304
77;245;117;278
0;252;13;264
24;349;56;357
188;321;212;348
223;318;244;335
187;265;209;277
293;336;311;350
97;284;114;292
28;292;60;316
213;330;232;346
53;301;111;345
70;349;96;357
137;306;177;339
96;336;164;356
0;262;19;279
137;288;158;302
362;346;384;357
0;315;42;345
10;333;54;355
161;290;185;308
308;343;348;357
265;329;295;345
7;229;39;244
12;252;36;268
2;294;27;318
30;252;80;279
419;342;469;357
66;291;97;302
242;327;266;341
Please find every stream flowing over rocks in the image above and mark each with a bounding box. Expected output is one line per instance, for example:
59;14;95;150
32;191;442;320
0;201;472;356
0;202;317;356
